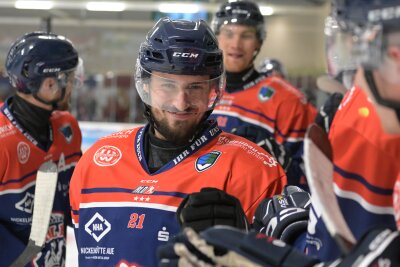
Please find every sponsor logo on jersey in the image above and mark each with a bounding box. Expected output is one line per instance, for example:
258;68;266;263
259;86;275;102
195;151;221;172
132;186;155;195
157;227;170;241
85;212;112;242
216;116;228;127
59;124;73;144
17;141;30;164
0;123;15;138
15;192;34;213
93;145;122;166
140;179;158;183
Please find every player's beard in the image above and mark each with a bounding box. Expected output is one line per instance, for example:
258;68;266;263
152;109;204;145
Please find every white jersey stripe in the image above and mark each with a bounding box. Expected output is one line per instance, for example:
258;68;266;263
79;201;178;212
334;183;395;215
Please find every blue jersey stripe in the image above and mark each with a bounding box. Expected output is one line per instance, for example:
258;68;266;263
334;165;393;195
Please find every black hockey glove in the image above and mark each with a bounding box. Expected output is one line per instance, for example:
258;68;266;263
315;92;343;133
158;226;320;267
177;188;249;233
322;228;400;267
231;125;292;171
253;185;311;244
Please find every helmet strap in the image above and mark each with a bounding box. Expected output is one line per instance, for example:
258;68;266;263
364;69;400;123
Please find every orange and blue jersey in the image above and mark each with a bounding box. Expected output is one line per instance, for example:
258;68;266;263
70;121;287;267
305;86;400;261
394;174;400;229
210;75;316;184
0;98;82;266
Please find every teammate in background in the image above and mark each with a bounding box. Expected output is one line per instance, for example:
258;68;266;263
252;0;400;262
209;0;316;185
69;17;286;267
0;32;82;266
258;58;288;79
158;1;400;264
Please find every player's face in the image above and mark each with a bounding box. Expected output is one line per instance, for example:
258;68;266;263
217;24;261;72
36;70;75;109
149;71;211;143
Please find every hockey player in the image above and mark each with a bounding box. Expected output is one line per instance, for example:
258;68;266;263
158;0;400;266
251;0;400;262
209;0;316;184
69;17;287;267
0;32;82;266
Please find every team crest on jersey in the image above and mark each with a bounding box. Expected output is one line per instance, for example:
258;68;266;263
85;212;112;242
259;86;275;102
94;145;122;166
15;192;34;213
17;141;30;164
195;151;221;172
59;124;73;144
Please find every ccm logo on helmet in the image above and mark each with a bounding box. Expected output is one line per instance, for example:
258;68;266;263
172;52;199;58
43;67;61;73
368;6;400;22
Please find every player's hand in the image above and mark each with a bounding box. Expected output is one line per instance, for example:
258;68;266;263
177;188;249;233
158;226;320;267
315;92;343;133
231;125;291;171
253;185;311;243
323;228;400;267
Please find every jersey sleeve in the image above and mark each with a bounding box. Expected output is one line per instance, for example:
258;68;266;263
224;145;288;220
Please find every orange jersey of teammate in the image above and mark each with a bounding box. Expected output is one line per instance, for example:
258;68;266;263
70;121;287;267
210;75;316;184
394;174;400;229
306;86;400;261
0;100;82;266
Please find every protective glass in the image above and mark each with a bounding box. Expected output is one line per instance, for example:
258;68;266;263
324;16;357;77
135;62;225;113
57;70;75;89
74;57;85;89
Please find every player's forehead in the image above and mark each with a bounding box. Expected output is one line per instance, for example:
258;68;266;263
219;24;257;35
151;71;210;83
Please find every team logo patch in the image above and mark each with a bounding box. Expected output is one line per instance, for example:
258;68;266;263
94;145;122;166
85;212;112;242
195;151;221;172
259;86;275;102
59;124;73;144
17;141;30;164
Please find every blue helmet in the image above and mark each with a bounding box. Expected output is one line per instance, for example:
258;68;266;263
135;17;225;114
211;0;266;41
331;0;400;109
333;0;400;30
258;58;287;78
5;31;78;94
137;17;223;78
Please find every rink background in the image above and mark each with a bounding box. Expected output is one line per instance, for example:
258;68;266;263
66;121;142;266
